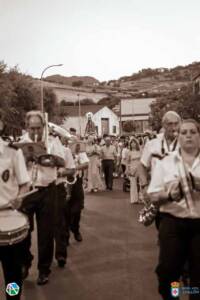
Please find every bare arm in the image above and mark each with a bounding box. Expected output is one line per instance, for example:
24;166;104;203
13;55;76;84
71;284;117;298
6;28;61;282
137;162;149;187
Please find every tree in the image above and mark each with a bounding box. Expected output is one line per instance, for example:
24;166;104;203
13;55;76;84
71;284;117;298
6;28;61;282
149;84;200;131
60;100;75;106
122;120;136;133
98;96;120;108
0;61;59;134
43;87;58;121
80;98;94;105
72;80;83;87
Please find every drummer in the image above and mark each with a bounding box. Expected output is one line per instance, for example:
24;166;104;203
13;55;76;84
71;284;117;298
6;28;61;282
0;111;30;299
19;110;65;285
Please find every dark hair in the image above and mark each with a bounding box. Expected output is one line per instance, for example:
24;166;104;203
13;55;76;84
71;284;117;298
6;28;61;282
180;119;200;133
124;142;129;148
129;138;140;151
70;127;76;132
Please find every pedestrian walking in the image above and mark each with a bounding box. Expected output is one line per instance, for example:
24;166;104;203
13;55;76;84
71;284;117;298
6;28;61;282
126;138;141;204
101;136;117;191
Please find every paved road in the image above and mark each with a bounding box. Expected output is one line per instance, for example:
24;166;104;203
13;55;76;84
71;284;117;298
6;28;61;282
0;179;160;300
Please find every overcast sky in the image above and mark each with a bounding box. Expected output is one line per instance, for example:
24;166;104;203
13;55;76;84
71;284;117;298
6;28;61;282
1;0;200;81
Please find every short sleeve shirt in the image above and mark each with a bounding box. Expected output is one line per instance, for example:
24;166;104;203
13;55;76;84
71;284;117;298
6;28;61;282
20;133;65;186
147;152;200;218
101;145;117;160
0;138;30;208
140;133;178;172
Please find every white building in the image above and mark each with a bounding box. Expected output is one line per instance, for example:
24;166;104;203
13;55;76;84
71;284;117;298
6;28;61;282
61;105;119;137
120;98;156;132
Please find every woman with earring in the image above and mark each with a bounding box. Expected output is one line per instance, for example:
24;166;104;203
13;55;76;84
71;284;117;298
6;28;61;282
148;119;200;300
126;138;141;204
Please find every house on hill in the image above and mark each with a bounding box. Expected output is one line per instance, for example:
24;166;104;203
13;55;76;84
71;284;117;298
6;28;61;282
120;98;156;132
61;105;119;137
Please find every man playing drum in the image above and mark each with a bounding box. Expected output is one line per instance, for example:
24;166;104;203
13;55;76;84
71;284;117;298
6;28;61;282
0;111;30;299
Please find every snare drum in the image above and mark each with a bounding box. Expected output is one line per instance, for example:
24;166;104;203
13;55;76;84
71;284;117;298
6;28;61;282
0;209;29;246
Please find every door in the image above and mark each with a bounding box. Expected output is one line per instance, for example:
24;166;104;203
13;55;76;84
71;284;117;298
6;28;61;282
101;118;109;135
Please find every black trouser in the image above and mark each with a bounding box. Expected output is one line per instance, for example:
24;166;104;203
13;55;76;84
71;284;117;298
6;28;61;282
0;242;24;300
102;160;114;189
157;213;200;300
54;183;68;261
65;177;84;240
20;183;56;276
121;164;126;174
69;211;81;235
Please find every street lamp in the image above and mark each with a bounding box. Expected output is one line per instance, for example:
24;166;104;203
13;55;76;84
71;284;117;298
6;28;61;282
40;64;63;113
77;93;81;136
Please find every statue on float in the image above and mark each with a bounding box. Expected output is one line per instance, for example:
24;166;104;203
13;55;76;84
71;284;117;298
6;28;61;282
84;112;97;137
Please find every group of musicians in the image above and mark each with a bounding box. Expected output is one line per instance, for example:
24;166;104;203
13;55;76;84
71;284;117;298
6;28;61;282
0;109;88;299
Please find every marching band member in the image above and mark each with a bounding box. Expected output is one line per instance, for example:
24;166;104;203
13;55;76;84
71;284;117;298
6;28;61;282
67;142;89;243
0;111;30;299
55;136;76;267
147;119;200;300
138;111;181;210
19;111;65;285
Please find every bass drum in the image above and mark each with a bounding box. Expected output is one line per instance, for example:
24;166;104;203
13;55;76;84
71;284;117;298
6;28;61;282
0;209;29;246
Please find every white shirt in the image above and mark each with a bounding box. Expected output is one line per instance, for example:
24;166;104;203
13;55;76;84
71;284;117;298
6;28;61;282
121;148;129;165
0;138;30;208
74;152;89;177
56;146;75;185
140;133;178;172
101;145;117;160
20;133;65;187
147;151;200;219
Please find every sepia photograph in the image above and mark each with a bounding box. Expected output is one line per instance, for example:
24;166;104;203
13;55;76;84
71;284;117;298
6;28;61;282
0;0;200;299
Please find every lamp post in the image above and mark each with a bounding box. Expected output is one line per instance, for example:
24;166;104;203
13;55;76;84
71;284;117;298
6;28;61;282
77;93;81;137
40;64;63;113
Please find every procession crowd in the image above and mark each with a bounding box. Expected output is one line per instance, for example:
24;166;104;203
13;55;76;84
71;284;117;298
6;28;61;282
1;108;200;300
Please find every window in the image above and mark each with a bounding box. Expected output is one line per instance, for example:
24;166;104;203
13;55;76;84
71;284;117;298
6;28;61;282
113;125;116;134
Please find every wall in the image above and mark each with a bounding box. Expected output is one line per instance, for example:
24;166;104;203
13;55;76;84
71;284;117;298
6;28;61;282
93;106;119;136
62;116;87;137
53;87;107;103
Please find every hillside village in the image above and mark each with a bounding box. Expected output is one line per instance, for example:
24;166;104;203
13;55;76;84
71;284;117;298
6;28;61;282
39;61;200;136
42;62;200;108
1;60;200;137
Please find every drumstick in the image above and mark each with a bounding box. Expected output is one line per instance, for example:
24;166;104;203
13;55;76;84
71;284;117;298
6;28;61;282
16;188;39;200
0;189;39;211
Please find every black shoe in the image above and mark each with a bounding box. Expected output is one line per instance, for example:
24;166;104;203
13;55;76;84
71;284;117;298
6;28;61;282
37;274;49;285
57;258;66;268
74;232;83;242
22;265;29;280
